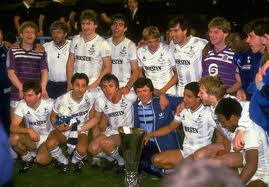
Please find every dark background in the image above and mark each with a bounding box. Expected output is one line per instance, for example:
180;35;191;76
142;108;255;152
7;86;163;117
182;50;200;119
0;0;268;41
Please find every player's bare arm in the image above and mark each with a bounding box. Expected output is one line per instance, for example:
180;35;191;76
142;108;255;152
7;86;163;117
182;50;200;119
66;52;75;91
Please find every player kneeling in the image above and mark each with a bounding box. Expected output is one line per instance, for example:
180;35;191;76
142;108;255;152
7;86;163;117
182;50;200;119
9;80;53;173
46;73;99;174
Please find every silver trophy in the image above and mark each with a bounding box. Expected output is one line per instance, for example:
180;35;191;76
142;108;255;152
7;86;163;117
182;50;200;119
118;127;146;187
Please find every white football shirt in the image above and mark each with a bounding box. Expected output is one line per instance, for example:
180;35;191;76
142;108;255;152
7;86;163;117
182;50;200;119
175;104;216;155
170;36;208;96
137;43;177;95
108;37;137;88
15;98;54;135
43;40;71;82
70;34;112;84
95;91;137;134
53;90;99;126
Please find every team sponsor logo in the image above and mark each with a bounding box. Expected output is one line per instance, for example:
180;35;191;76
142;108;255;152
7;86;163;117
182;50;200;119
108;110;124;117
72;110;88;118
208;63;218;76
175;59;191;65
158;112;165;119
29;120;47;126
144;66;162;71
184;126;198;133
88;44;95;55
112;59;123;64
120;46;127;57
75;55;92;61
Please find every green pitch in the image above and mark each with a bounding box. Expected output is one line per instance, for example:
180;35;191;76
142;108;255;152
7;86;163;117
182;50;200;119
9;160;161;187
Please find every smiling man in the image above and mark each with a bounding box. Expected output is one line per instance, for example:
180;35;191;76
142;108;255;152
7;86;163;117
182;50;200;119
137;26;178;96
66;9;112;91
46;73;99;174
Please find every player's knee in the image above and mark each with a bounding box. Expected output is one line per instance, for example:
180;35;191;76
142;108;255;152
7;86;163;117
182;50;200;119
151;154;163;166
88;143;98;155
46;139;57;150
100;139;113;151
76;144;88;156
9;134;20;147
36;154;51;165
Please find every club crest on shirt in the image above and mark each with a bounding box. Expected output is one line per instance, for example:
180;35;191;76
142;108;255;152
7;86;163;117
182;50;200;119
120;99;127;108
222;54;229;62
142;56;146;61
158;53;165;62
44;108;49;114
88;44;95;55
120;46;127;57
26;111;31;116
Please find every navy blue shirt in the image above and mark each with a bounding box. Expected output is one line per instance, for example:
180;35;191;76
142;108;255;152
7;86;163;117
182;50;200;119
0;44;10;93
235;48;262;99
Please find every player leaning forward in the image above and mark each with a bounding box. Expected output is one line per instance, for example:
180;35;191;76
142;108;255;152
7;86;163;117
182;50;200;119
46;73;99;174
80;73;137;170
9;80;54;173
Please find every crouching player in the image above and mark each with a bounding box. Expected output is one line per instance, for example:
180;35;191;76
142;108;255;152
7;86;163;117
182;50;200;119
213;98;269;187
46;73;98;174
9;80;54;173
143;82;219;170
80;74;137;172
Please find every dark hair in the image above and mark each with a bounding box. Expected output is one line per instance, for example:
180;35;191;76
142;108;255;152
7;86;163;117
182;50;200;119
185;82;199;97
134;77;154;93
262;18;269;35
80;9;99;25
215;98;242;120
100;73;119;88
50;21;70;34
111;13;129;28
168;16;191;36
71;73;89;85
243;18;266;36
23;80;41;95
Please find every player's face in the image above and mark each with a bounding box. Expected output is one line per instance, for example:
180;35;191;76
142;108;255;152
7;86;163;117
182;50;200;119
136;86;152;105
71;79;88;100
111;19;127;38
216;114;238;132
263;33;269;52
81;20;97;36
183;89;200;110
169;24;187;45
146;38;160;52
101;81;119;101
51;29;66;46
20;27;36;45
208;27;228;47
23;90;41;108
198;85;212;106
246;31;265;53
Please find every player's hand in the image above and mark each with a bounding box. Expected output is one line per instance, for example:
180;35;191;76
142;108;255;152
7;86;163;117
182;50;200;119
261;60;269;75
34;44;45;52
88;82;99;90
232;129;245;151
78;124;89;133
255;68;263;86
120;86;130;95
143;134;152;145
159;94;169;111
236;89;247;101
28;128;40;142
176;102;185;116
42;88;49;99
19;89;24;99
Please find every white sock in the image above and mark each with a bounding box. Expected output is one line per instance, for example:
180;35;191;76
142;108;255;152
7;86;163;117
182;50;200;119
50;146;68;165
96;152;114;162
71;150;86;164
110;148;124;166
21;151;33;162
